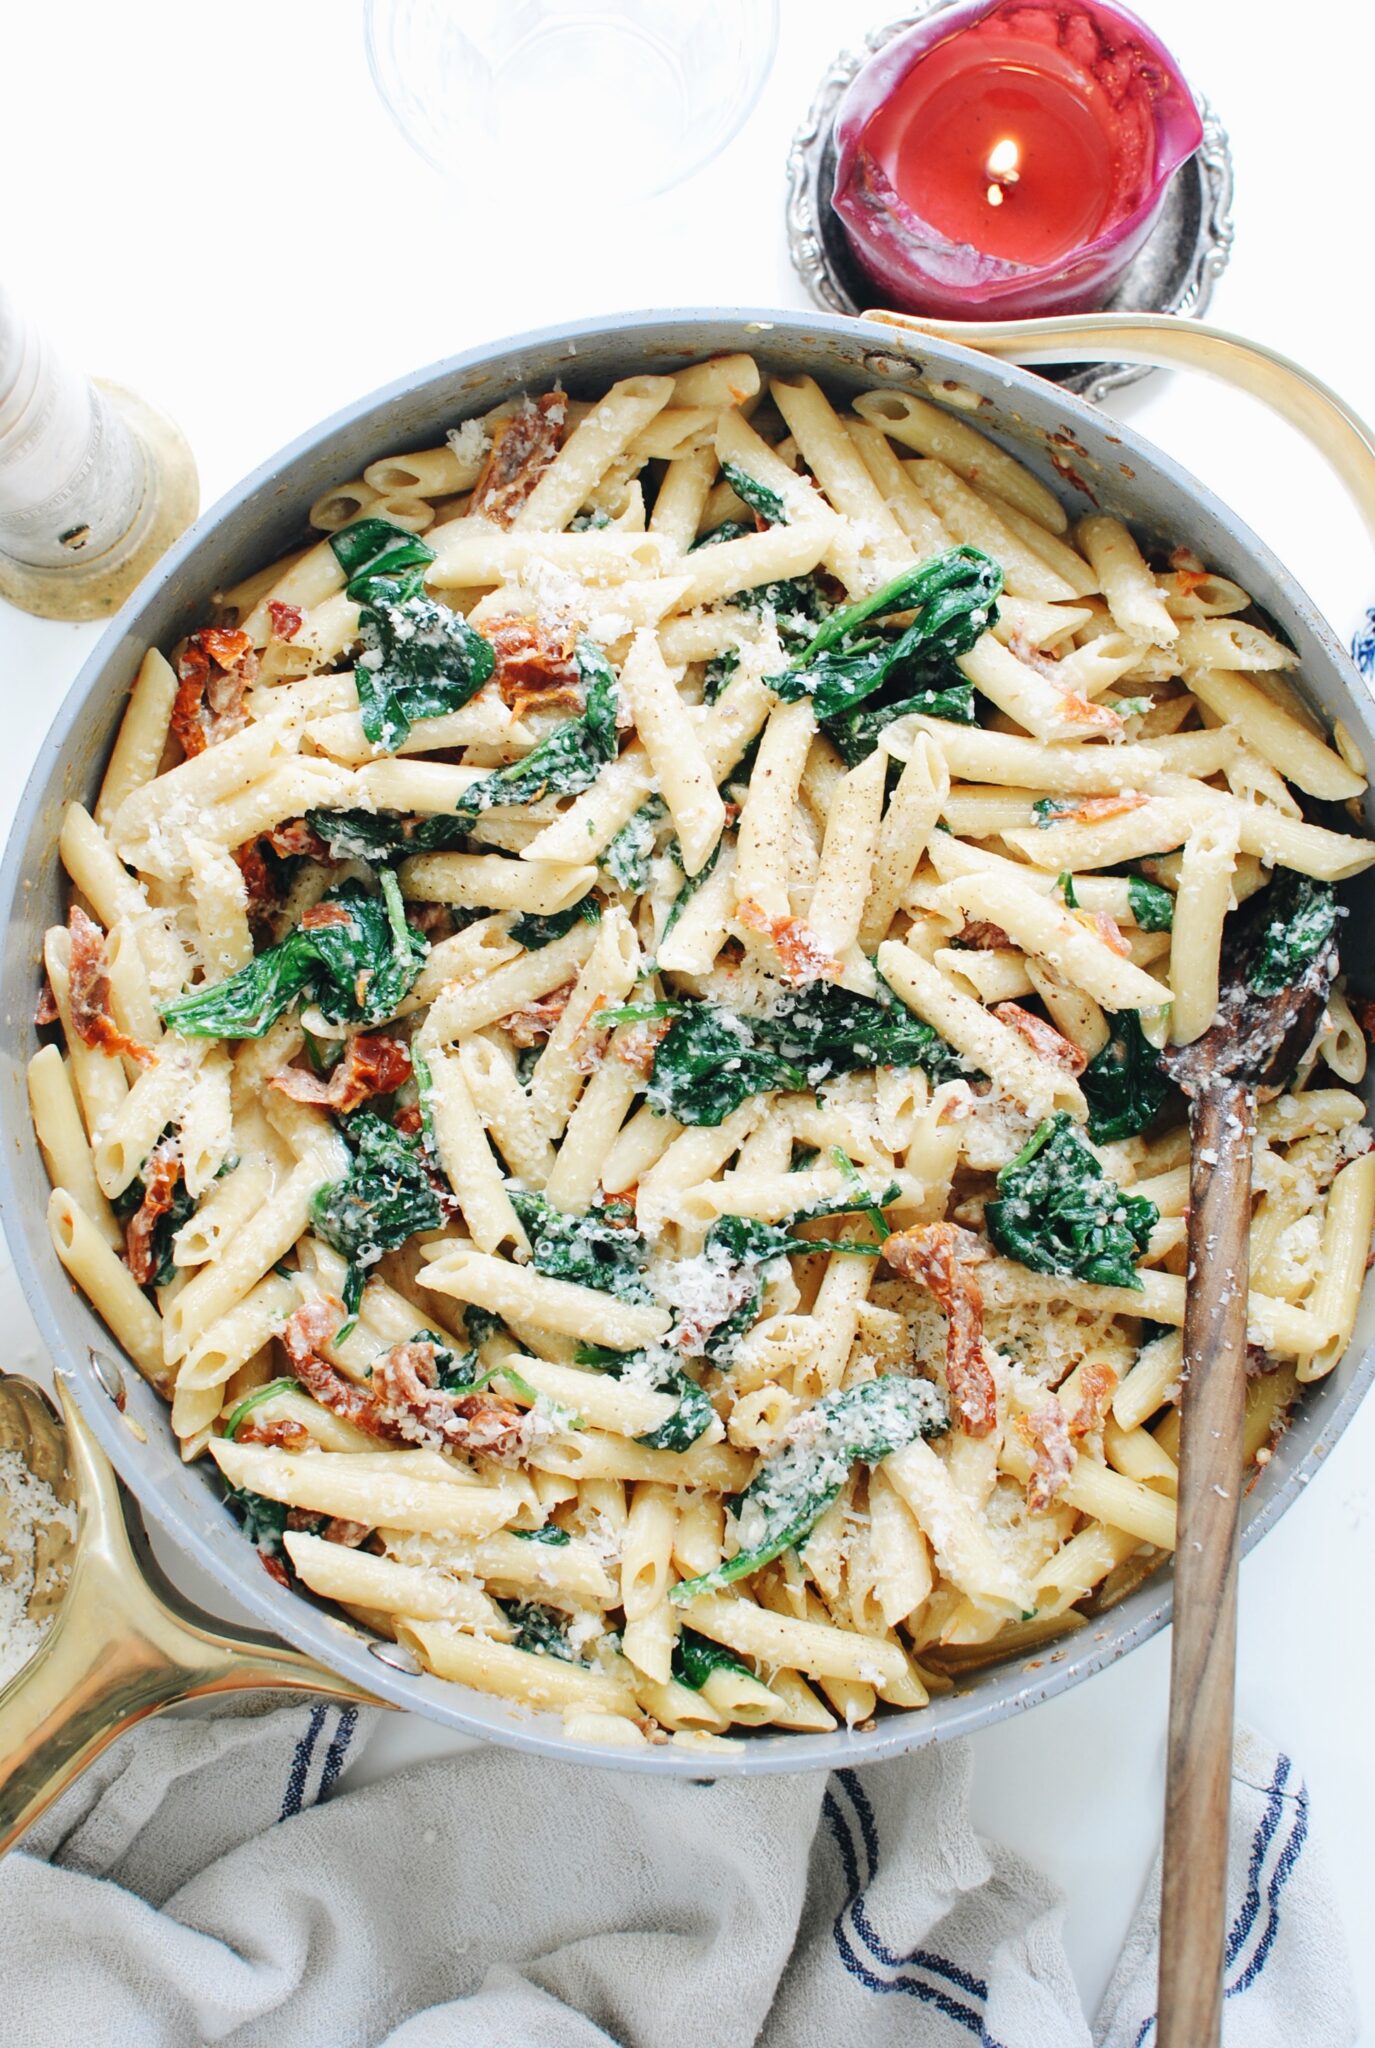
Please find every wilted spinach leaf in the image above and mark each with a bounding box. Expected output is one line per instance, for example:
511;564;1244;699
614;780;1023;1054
328;517;495;753
673;1629;754;1690
754;979;967;1084
162;874;427;1038
329;517;435;604
1127;875;1175;932
310;1108;444;1316
509;894;602;950
670;1375;948;1601
510;1191;651;1303
222;1483;291;1555
644;1004;805;1126
771;547;1001;760
601;796;666;891
703;649;738;704
305;808;470;860
660;839;723;944
222;1376;301;1443
826;681;976;766
501;1600;579;1661
985;1112;1157;1291
1249;872;1338;997
454;637;618;828
575;1341;715;1451
719;460;789;527
354;595;495;753
1082;1012;1170;1144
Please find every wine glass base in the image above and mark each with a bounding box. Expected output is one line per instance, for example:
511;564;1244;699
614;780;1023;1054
786;3;1235;406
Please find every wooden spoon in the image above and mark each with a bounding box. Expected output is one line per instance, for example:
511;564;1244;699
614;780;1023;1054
1154;895;1337;2047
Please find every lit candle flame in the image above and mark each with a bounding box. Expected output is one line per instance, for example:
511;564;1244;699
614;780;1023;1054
984;136;1021;207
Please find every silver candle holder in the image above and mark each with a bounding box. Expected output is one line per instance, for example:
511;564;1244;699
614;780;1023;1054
785;3;1236;405
0;289;198;622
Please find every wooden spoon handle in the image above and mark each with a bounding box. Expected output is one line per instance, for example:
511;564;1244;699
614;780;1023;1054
1157;1081;1254;2048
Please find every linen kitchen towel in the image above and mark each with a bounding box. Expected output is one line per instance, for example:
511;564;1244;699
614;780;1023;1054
0;1701;1355;2047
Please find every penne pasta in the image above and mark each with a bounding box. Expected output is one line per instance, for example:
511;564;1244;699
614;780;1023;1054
28;356;1368;1742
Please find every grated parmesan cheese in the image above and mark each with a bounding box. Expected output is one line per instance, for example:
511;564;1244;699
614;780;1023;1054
0;1447;76;1690
446;418;491;470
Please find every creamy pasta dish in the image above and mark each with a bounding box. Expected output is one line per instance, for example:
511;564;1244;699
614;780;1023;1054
30;356;1375;1748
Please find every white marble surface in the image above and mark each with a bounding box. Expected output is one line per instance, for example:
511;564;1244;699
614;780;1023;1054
1;0;1372;2026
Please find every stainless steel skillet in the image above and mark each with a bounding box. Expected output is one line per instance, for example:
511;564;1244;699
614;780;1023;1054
0;307;1371;1798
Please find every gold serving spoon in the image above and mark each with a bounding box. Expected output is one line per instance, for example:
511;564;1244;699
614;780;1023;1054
0;1373;380;1857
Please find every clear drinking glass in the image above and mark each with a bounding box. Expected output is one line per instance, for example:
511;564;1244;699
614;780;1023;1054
364;0;779;203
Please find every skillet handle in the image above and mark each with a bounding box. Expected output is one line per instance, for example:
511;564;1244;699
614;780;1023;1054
860;308;1375;549
0;1383;379;1858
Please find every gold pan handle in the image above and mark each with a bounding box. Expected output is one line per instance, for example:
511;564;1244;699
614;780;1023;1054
0;1382;379;1857
861;308;1375;550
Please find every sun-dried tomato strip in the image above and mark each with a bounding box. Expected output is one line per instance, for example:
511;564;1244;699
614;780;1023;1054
672;1266;761;1358
1020;1399;1075;1512
372;1341;526;1457
484;614;583;720
1067;1360;1119;1439
172;626;257;758
883;1221;996;1436
736;897;842;987
67;905;154;1065
125;1135;183;1286
1057;793;1150;827
470;393;567;527
265;818;330;861
1080;909;1132;958
270;1031;412;1113
34;976;59;1028
282;1303;384;1436
953;918;1013;952
1051;688;1123;734
300;901;353;931
281;1306;525;1458
237;1415;313;1452
234;839;280;941
612;1016;674;1079
199;625;255;669
502;982;575;1047
991;1001;1087;1076
268;600;304;641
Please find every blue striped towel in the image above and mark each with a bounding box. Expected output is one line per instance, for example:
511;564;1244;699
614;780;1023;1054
0;1704;1356;2046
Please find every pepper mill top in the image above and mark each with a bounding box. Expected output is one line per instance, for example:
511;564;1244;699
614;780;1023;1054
0;288;198;622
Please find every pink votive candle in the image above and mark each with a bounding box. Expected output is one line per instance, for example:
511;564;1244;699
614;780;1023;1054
831;0;1204;318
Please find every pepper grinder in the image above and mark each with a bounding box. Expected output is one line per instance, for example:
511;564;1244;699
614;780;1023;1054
0;287;198;621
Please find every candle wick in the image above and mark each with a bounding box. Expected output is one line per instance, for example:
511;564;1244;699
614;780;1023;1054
984;135;1022;206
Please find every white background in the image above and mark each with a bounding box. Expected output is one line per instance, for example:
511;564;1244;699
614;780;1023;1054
1;0;1373;2027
